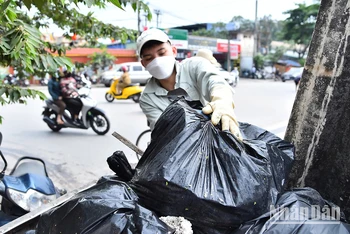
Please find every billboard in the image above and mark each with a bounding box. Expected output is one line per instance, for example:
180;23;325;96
217;39;241;59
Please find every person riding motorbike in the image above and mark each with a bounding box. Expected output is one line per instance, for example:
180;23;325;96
59;70;83;125
47;73;66;125
116;66;131;95
137;28;242;140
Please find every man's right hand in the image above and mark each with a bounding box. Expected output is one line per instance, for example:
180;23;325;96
202;85;243;140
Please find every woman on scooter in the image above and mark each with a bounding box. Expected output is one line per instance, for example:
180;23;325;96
59;70;83;125
117;66;131;94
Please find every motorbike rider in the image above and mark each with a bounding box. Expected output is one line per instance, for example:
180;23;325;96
137;28;242;140
59;69;83;125
47;73;66;125
117;66;131;95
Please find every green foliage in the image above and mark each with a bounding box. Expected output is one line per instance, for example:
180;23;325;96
298;57;306;66
258;16;283;54
191;22;228;38
280;3;320;58
230;16;254;32
0;0;151;124
253;54;265;70
88;49;116;73
265;47;288;64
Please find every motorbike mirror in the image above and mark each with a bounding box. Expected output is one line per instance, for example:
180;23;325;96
0;132;8;178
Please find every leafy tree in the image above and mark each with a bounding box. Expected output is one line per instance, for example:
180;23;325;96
230;16;254;33
0;0;151;123
191;22;227;38
88;48;116;76
280;3;320;58
258;16;282;54
265;46;288;64
253;54;264;70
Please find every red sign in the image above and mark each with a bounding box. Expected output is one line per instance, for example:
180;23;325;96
217;42;241;59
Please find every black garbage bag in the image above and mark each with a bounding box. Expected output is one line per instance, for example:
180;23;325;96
129;98;295;233
107;150;135;181
233;187;350;234
35;176;174;234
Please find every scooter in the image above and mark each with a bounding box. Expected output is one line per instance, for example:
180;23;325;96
42;76;110;135
0;132;60;226
105;78;143;103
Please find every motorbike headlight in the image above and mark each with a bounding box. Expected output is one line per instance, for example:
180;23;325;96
7;188;57;212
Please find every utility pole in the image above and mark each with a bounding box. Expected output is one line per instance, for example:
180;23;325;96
144;14;148;29
227;31;231;72
154;9;161;28
253;0;258;57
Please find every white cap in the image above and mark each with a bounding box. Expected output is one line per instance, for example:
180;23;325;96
136;28;171;56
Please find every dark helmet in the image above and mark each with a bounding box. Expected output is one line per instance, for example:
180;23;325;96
121;66;128;72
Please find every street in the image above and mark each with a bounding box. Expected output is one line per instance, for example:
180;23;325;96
0;78;297;192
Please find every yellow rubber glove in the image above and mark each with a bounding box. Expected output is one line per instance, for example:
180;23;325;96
202;85;243;140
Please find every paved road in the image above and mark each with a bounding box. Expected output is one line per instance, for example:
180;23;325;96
0;78;297;191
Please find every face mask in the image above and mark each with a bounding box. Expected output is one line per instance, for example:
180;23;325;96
145;56;175;80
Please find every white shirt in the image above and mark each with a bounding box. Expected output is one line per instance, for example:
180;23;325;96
140;57;234;130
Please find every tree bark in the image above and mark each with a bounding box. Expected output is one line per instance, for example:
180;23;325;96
285;0;350;220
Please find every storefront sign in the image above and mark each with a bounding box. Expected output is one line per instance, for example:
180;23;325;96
217;40;241;59
160;28;188;49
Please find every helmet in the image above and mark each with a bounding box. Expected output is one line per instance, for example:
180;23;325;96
121;66;128;72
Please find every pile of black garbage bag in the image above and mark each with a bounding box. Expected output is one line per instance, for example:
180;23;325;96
31;98;350;234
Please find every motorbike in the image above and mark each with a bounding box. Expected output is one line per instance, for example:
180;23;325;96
0;132;61;226
42;76;110;135
105;78;142;103
40;77;49;86
3;74;16;85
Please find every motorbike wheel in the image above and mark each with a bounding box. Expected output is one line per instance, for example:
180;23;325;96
132;93;141;103
89;111;110;135
105;93;115;102
46;110;62;132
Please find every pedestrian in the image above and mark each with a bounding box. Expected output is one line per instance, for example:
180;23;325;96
47;73;66;125
137;28;242;140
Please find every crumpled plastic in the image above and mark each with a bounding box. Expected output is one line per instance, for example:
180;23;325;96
129;98;295;233
34;176;174;234
233;187;350;234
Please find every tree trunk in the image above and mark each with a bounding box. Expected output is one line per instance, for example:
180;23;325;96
285;0;350;220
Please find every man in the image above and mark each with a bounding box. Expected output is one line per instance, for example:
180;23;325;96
137;28;242;140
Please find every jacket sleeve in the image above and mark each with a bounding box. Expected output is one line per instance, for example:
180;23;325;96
139;95;163;130
187;58;234;101
48;81;59;100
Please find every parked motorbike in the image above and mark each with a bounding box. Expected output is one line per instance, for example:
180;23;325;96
3;74;16;85
0;132;60;226
40;77;49;86
42;76;110;135
105;78;142;103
